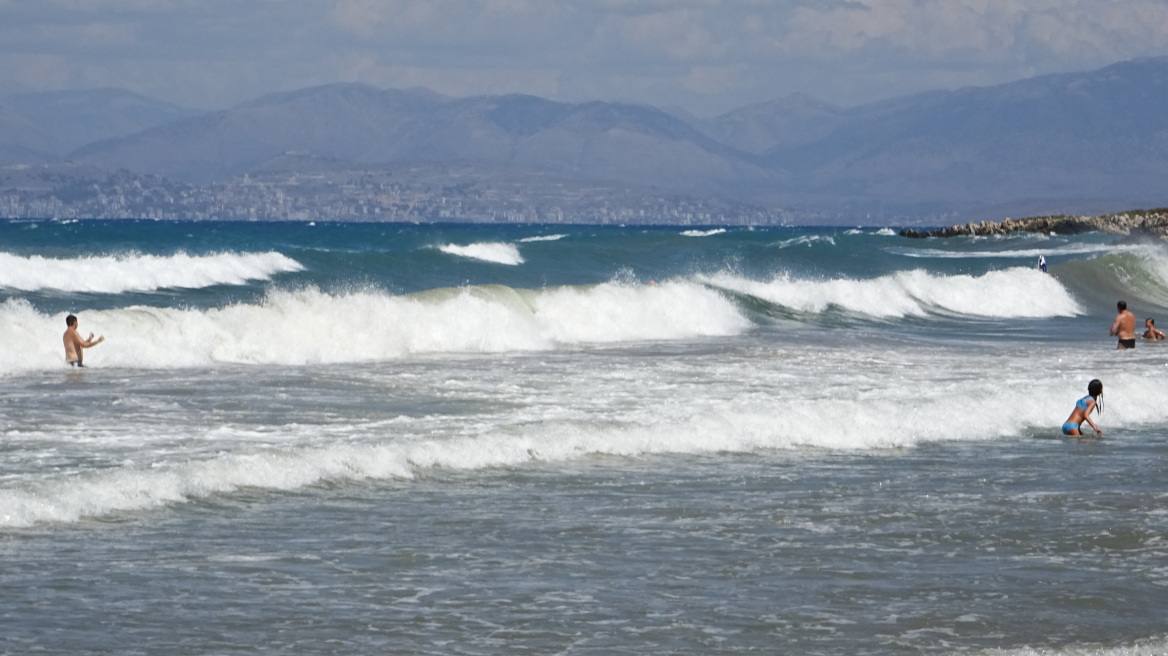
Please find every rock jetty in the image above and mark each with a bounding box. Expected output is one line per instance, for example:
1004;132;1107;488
900;209;1168;241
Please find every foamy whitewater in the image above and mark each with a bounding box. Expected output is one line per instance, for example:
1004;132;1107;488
3;219;1168;655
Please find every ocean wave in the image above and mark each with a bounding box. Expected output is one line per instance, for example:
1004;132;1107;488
5;364;1167;527
976;635;1168;656
518;234;567;243
1140;253;1168;296
0;395;1043;527
0;280;749;372
1050;250;1168;312
698;267;1082;319
681;228;726;237
437;242;524;265
775;234;836;248
0;250;303;293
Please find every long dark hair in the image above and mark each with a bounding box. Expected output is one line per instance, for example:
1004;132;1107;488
1087;379;1103;414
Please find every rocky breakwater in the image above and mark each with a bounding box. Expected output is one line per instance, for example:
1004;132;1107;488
900;209;1168;242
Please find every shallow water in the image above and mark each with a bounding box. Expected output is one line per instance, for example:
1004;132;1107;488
3;220;1168;653
5;434;1167;655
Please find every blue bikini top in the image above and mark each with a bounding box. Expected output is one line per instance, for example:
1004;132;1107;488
1076;396;1092;411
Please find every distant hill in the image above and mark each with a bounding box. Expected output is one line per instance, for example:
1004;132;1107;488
72;85;784;198
696;93;843;154
72;84;446;183
0;88;198;161
758;57;1168;214
4;57;1168;219
0;104;56;164
363;94;781;197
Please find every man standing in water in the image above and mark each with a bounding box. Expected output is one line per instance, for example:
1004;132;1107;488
63;314;104;366
1110;301;1137;350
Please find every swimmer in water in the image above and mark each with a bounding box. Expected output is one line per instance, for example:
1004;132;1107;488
63;314;104;367
1143;317;1166;340
1062;379;1103;437
1111;301;1136;350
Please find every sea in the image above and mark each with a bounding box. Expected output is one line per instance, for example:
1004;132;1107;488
2;218;1167;655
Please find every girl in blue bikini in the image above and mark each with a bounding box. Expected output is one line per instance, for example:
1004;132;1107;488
1062;379;1103;437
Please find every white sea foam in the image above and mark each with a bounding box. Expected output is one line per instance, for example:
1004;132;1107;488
518;234;566;243
978;636;1168;656
681;228;726;237
530;279;749;343
0;396;1024;526
437;242;524;265
699;267;1082;318
775;234;836;248
0;280;749;373
4;362;1166;527
0;251;303;293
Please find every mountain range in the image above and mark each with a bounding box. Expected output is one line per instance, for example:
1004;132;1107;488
3;56;1167;219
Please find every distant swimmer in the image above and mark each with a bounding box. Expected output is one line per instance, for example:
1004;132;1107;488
63;314;104;367
1143;317;1166;340
1062;379;1103;437
1110;300;1136;350
1038;255;1047;273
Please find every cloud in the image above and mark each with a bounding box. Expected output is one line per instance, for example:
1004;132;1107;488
329;0;573;51
594;8;731;62
0;0;1166;114
781;0;1168;64
1;54;74;90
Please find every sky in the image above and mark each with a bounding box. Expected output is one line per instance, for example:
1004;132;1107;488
1;0;1167;117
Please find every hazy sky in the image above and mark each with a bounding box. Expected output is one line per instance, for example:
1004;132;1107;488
2;0;1167;116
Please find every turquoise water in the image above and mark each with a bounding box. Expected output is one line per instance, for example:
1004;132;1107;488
2;219;1168;654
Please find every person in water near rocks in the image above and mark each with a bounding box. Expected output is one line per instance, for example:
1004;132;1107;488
1062;379;1103;437
63;314;104;367
1110;300;1136;350
1143;317;1166;340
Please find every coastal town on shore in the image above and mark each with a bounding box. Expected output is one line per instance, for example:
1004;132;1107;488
0;161;800;226
3;160;1163;234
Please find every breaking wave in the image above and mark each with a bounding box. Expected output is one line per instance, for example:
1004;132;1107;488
518;234;567;243
0;279;750;373
698;267;1082;319
4;363;1168;527
437;242;524;265
0;251;304;293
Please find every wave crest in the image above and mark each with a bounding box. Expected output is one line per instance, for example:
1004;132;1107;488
437;242;524;265
0;280;749;372
7;366;1168;527
699;267;1082;319
0;251;303;293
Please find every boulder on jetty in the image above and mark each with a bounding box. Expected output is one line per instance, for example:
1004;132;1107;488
900;209;1168;241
